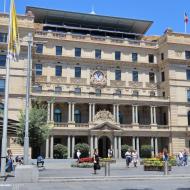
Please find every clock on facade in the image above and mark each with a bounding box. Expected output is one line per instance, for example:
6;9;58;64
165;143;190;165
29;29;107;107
93;71;104;82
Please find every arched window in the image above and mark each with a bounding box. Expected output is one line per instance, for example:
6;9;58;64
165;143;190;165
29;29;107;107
188;111;190;126
54;108;62;123
74;109;81;123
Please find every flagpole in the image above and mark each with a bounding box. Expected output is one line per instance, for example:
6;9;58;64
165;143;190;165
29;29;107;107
1;0;12;177
24;33;33;165
4;0;6;13
185;22;187;33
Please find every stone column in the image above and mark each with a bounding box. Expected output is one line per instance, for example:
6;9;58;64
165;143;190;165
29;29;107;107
50;136;54;159
117;105;119;123
90;136;94;156
136;137;140;157
151;137;155;157
45;138;49;158
47;101;51;122
71;103;75;123
72;136;75;158
132;105;135;124
89;103;92;123
153;107;157;124
94;136;98;150
132;137;136;150
67;136;71;159
50;103;54;122
150;106;153;124
135;105;138;124
114;136;118;158
155;137;158;156
118;136;121;159
68;102;71;123
113;104;116;122
92;104;95;122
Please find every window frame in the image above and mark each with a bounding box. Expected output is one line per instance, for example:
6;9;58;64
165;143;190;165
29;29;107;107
0;79;5;93
187;69;190;80
35;64;42;76
115;51;121;60
149;72;155;83
36;44;43;54
148;54;154;63
0;33;7;43
132;71;138;82
75;66;81;78
74;87;81;94
95;49;101;59
0;55;6;67
56;46;62;56
55;65;62;77
132;52;138;62
75;48;81;57
115;69;121;81
187;90;190;102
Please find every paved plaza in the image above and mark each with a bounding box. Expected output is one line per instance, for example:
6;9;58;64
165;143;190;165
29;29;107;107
1;159;190;190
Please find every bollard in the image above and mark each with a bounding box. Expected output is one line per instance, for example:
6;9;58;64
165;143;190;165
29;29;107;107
104;162;111;176
164;161;168;175
108;162;110;176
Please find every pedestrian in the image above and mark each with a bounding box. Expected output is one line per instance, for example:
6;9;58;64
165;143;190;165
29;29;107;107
125;149;132;168
108;148;113;158
178;151;183;166
6;149;14;172
132;150;138;167
183;149;188;166
93;149;100;174
76;149;81;162
37;155;44;167
163;148;169;162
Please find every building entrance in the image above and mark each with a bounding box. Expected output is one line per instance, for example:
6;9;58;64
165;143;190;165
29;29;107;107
98;136;111;158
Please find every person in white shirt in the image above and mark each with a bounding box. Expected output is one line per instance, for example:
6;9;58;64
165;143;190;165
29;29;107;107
125;150;132;168
132;150;138;167
76;150;81;162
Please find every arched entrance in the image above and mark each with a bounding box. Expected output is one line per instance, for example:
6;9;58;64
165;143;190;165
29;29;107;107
98;136;111;158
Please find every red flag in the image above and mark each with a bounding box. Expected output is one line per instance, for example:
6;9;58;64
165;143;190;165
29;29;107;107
184;12;189;23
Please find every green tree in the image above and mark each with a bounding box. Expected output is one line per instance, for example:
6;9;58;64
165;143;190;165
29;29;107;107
17;103;50;158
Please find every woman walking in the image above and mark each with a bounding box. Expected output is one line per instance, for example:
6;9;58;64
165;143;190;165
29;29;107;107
93;149;100;174
125;149;132;168
132;150;138;167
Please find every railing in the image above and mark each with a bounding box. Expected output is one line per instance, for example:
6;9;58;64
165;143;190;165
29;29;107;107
34;30;158;48
110;80;126;87
50;76;67;84
34;76;47;83
70;78;87;85
54;122;68;127
75;123;89;128
128;81;143;88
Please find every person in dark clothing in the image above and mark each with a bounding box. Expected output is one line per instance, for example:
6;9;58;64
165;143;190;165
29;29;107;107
37;155;44;167
93;149;100;174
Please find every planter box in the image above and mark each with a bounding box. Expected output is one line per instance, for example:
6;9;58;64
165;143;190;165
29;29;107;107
144;165;172;171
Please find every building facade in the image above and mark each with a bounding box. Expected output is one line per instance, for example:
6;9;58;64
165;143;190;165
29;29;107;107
0;7;190;158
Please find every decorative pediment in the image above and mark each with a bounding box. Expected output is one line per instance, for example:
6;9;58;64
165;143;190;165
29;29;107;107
91;122;122;131
94;110;116;124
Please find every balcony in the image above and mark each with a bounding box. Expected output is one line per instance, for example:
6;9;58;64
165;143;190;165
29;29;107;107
110;80;126;87
145;82;158;89
34;76;47;83
128;81;143;88
70;78;87;85
34;30;158;49
50;76;67;84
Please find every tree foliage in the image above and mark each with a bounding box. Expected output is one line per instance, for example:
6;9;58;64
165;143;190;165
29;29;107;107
17;103;50;156
54;144;67;159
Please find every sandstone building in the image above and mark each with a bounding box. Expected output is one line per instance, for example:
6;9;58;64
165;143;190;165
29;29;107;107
0;6;190;158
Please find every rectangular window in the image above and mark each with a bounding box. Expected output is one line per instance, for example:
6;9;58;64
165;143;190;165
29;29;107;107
0;79;5;92
185;51;190;59
35;64;42;76
0;55;6;67
115;70;121;80
161;53;164;60
187;90;190;102
132;90;139;96
162;91;165;97
75;88;81;94
161;71;165;82
95;49;101;59
75;48;81;57
149;54;154;63
150;91;155;97
95;88;101;96
55;86;62;93
115;51;121;60
187;70;190;80
149;72;155;83
75;67;81;78
132;71;138;82
55;66;62;76
56;46;62;56
132;53;138;62
115;89;121;96
35;85;42;92
36;44;43;54
0;33;7;43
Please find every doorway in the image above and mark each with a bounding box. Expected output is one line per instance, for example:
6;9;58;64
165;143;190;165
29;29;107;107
98;136;111;158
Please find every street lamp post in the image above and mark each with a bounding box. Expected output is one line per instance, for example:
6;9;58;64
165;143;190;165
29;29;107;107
24;33;33;165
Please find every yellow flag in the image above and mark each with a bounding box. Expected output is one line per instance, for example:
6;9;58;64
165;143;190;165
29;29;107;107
8;0;20;60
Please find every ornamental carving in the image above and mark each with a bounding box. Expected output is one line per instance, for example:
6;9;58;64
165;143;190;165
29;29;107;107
94;110;116;124
90;70;107;88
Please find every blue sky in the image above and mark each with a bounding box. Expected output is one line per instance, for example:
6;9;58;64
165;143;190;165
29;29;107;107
1;0;190;35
